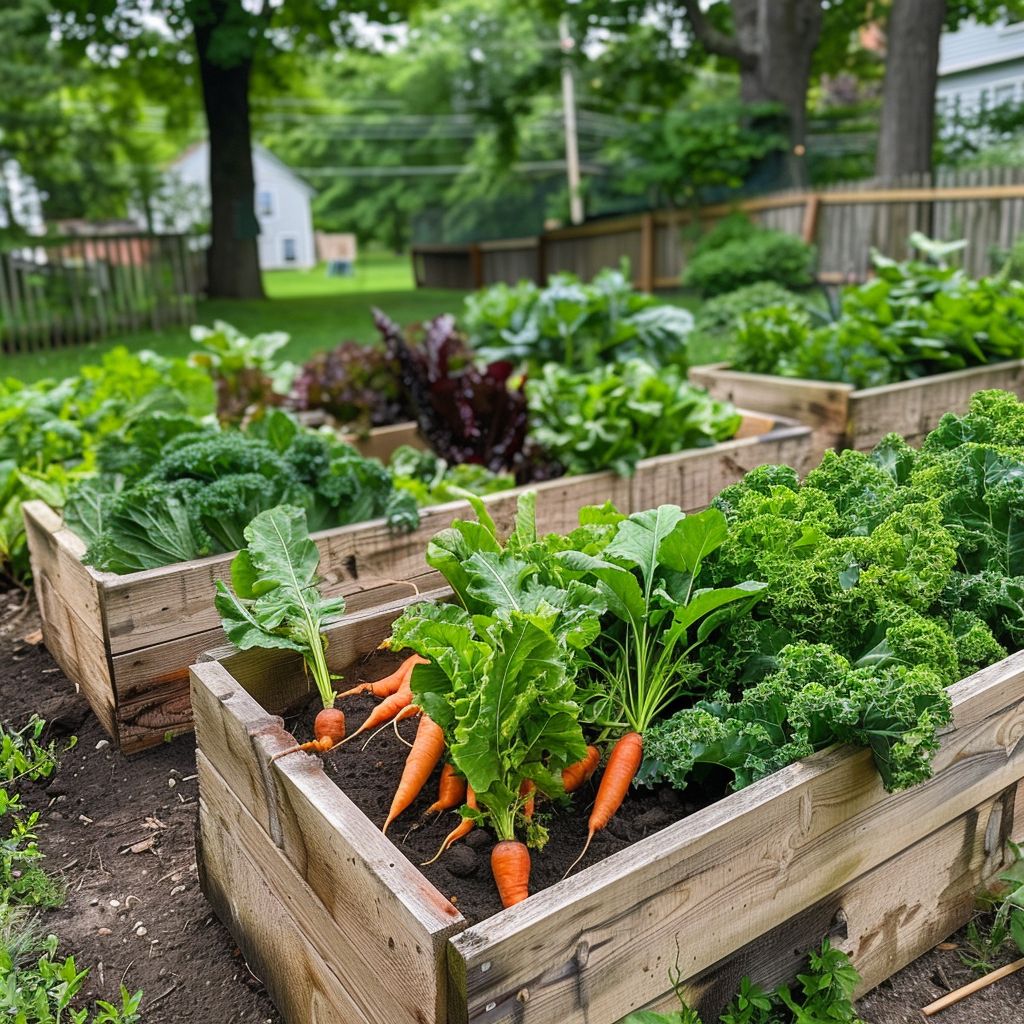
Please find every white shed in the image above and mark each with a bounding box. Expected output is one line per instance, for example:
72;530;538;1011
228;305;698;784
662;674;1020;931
158;142;317;271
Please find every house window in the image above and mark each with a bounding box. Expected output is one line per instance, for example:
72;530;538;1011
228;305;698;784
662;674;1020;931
995;84;1016;106
282;236;297;263
257;190;274;217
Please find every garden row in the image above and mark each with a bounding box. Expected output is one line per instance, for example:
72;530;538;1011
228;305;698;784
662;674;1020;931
9;243;1024;1022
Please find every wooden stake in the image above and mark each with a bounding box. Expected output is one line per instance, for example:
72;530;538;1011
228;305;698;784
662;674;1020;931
921;957;1024;1017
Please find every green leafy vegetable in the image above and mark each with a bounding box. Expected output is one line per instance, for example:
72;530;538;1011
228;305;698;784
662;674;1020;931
526;360;741;477
215;505;345;708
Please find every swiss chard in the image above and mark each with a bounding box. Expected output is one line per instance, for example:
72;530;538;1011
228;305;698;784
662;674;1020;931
214;505;345;709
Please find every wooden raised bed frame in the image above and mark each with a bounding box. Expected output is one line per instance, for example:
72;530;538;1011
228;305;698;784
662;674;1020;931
23;412;810;753
193;594;1024;1024
689;360;1024;457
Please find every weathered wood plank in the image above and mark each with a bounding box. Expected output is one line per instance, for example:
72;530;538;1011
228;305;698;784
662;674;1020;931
689;365;851;455
199;752;456;1024
341;420;424;462
690;360;1024;457
447;651;1024;1024
848;360;1024;450
632;788;1021;1021
22;501;116;737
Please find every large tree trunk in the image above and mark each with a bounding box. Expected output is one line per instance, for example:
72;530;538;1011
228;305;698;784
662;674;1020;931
734;0;822;187
193;2;265;300
876;0;946;180
682;0;822;188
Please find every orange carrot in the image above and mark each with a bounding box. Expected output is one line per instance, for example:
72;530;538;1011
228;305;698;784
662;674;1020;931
422;786;476;865
562;745;600;793
382;715;445;834
339;677;414;744
360;702;420;751
336;654;428;699
564;732;643;877
491;840;531;908
424;764;466;817
519;779;535;819
270;707;346;762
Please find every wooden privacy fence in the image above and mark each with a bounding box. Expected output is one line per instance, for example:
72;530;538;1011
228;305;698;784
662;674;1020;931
412;167;1024;292
1;232;198;354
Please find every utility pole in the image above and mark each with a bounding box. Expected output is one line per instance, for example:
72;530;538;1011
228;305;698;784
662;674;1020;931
559;14;584;225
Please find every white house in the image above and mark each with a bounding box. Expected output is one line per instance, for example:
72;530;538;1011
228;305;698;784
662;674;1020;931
937;17;1024;117
157;142;317;271
0;159;46;236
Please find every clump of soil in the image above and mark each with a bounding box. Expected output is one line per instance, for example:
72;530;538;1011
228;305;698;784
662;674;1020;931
299;649;717;924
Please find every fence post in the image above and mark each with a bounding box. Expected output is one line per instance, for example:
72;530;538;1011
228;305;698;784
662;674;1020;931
639;212;655;292
469;244;484;289
801;195;821;246
536;233;547;287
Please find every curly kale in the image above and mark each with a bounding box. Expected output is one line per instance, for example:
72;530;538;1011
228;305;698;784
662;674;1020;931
640;643;951;794
923;389;1024;453
69;420;420;572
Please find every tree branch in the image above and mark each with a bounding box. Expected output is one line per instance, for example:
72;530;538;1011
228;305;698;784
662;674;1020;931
679;0;757;69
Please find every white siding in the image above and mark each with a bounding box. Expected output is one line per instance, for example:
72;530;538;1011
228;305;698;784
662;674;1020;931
0;159;45;235
940;19;1024;76
156;142;316;271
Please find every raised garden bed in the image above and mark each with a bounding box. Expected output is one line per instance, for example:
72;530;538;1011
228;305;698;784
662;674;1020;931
341;420;424;461
689;360;1024;457
192;593;1024;1024
23;412;809;753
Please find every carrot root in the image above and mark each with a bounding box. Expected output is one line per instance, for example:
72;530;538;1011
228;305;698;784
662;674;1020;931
336;654;428;699
382;715;445;835
563;732;643;878
422;786;476;865
492;840;531;908
424;764;466;817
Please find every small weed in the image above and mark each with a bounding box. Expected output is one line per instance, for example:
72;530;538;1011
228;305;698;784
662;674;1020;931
961;840;1024;975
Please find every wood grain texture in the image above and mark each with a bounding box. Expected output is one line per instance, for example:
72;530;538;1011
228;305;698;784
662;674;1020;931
689;365;851;455
848;361;1024;451
22;501;117;737
690;360;1024;458
447;652;1024;1024
199;753;454;1024
633;788;1022;1021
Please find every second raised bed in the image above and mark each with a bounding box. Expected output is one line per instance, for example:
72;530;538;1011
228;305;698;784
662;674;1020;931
23;412;810;752
689;360;1024;458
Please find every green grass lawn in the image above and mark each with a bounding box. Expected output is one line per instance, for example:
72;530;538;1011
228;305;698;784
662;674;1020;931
3;252;717;382
3;252;456;383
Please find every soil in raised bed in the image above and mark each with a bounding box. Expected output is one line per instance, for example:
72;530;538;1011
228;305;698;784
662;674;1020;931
301;649;723;924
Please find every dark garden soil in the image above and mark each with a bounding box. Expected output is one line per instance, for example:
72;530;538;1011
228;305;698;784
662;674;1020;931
2;588;1023;1023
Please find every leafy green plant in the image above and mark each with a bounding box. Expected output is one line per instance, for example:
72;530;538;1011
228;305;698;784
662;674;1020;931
0;348;214;583
464;266;694;373
693;282;803;347
388;445;516;506
961;840;1024;974
730;245;1024;388
526;360;741;477
683;221;816;297
65;412;419;574
561;506;766;737
620;939;863;1024
215;505;346;710
190;320;296;425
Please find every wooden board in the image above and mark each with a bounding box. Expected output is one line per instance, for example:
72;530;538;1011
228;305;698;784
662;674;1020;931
690;361;1024;459
193;603;1024;1024
29;413;810;751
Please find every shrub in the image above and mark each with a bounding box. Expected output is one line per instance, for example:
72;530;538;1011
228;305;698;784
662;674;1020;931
694;282;803;343
684;229;816;296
